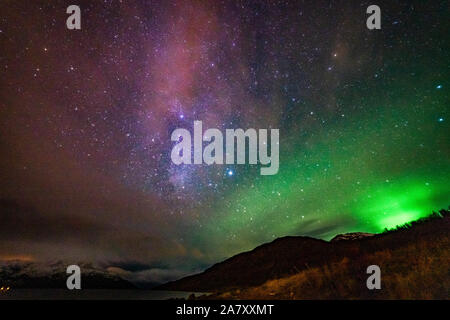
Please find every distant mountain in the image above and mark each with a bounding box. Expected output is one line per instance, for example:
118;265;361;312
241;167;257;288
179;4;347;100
330;232;375;242
0;261;136;289
157;209;450;294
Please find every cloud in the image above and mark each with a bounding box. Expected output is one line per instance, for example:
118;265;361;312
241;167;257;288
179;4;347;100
0;199;187;264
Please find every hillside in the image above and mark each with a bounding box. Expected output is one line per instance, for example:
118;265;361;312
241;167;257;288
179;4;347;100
158;208;450;299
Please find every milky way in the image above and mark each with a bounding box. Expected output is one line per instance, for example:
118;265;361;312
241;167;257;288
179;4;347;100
0;1;448;282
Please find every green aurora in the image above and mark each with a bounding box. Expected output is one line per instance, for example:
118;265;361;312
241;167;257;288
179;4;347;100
193;89;449;259
1;1;448;276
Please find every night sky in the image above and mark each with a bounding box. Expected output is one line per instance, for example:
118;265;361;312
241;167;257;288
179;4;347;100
0;0;448;283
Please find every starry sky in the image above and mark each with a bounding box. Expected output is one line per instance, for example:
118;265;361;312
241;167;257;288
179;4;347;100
0;0;448;283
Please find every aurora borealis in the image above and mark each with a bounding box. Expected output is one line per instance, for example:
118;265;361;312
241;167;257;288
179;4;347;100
0;1;449;283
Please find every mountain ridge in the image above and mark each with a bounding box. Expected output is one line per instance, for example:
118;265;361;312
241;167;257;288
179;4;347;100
0;260;137;289
157;208;450;293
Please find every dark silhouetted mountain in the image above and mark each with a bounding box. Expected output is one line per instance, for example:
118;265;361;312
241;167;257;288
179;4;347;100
157;208;450;293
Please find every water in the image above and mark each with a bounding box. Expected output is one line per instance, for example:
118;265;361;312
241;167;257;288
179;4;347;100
0;289;207;300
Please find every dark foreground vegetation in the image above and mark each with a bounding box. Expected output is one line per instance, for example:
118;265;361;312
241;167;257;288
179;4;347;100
161;208;450;299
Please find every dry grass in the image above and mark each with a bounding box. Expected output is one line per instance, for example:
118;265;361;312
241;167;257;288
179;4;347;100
211;230;449;299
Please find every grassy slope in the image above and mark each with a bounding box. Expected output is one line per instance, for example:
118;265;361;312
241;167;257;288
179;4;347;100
203;210;450;299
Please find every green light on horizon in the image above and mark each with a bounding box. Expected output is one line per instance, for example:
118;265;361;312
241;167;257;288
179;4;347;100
356;180;440;231
378;211;422;230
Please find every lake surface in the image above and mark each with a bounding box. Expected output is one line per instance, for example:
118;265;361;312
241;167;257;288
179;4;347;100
0;289;207;300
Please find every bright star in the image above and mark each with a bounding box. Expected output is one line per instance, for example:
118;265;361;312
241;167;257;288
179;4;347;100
436;85;442;89
227;170;234;176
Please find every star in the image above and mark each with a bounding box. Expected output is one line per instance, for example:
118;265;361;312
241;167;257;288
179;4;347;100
0;1;448;284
